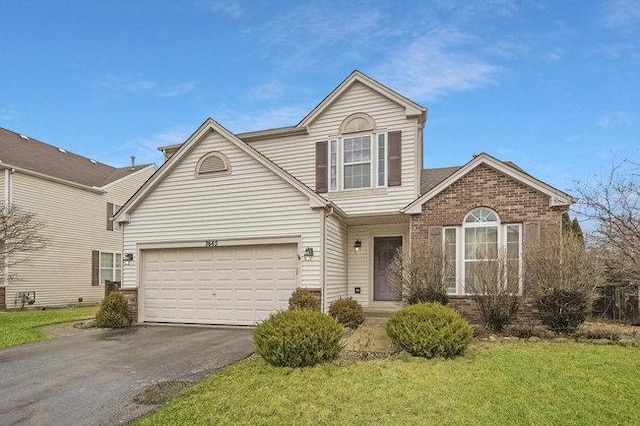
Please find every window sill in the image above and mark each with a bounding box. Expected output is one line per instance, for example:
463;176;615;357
327;187;389;199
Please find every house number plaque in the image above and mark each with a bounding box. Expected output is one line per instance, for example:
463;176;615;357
205;240;219;247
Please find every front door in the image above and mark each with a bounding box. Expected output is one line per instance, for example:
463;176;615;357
373;236;403;302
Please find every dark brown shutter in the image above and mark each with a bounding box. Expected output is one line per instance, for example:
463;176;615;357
106;202;114;231
388;131;402;186
315;141;328;193
92;250;100;286
428;226;443;248
524;222;541;247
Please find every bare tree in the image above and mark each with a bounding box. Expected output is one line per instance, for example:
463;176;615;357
574;159;639;283
0;203;46;278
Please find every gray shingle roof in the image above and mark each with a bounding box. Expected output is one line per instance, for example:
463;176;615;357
420;161;524;195
0;127;151;187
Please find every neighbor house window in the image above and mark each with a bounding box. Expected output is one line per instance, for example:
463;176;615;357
343;135;372;189
444;208;522;295
100;252;122;285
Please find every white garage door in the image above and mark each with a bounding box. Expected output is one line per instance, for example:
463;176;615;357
142;244;298;325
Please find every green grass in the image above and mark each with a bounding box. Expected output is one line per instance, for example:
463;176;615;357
138;342;640;426
0;306;98;349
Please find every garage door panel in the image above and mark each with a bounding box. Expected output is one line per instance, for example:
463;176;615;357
143;244;298;325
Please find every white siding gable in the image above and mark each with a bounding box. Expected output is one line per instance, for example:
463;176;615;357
122;130;323;290
249;81;420;215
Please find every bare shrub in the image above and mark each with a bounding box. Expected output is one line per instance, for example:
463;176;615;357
466;250;520;332
387;242;448;305
525;234;604;334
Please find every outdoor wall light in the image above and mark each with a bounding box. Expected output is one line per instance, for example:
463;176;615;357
303;247;314;261
354;239;362;251
123;253;134;265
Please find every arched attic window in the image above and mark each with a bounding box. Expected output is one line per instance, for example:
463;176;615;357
339;112;376;134
196;152;230;176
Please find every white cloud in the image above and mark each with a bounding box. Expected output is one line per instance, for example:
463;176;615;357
202;0;243;18
157;82;198;97
111;126;192;166
372;32;502;101
94;76;197;97
94;76;156;93
0;108;14;120
596;111;632;129
602;0;640;34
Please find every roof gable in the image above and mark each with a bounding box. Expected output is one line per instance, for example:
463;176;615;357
116;118;337;222
0;127;153;189
404;153;575;214
297;70;426;128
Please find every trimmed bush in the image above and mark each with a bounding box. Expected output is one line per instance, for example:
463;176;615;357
407;287;449;306
386;303;473;358
96;292;130;328
328;297;365;329
254;310;343;367
288;288;320;311
535;289;591;334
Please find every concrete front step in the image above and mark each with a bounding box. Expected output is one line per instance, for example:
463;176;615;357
363;308;398;319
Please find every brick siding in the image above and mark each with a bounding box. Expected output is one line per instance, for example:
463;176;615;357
411;163;567;324
117;288;138;323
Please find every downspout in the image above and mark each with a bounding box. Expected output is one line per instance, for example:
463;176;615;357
4;169;13;287
320;207;327;312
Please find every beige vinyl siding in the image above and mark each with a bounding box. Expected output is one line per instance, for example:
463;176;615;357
324;214;348;307
7;170;148;307
249;82;419;215
347;222;408;306
122;131;323;291
0;171;5;204
101;166;156;203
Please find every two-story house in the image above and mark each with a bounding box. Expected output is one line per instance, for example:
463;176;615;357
114;71;573;325
0;128;156;308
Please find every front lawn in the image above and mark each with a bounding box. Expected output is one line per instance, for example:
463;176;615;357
138;341;640;425
0;306;98;349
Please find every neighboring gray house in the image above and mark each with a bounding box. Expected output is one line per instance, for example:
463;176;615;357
0;128;156;308
114;71;573;326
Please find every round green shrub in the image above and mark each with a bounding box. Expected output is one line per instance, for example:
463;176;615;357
288;287;320;311
535;288;591;334
407;287;449;305
96;292;131;328
328;297;365;329
254;310;343;367
386;302;473;358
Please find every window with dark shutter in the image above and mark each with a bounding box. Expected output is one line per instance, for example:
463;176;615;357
315;141;328;193
91;250;99;286
106;202;114;231
388;130;402;186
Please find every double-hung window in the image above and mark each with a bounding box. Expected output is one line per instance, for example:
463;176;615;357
100;252;122;285
329;133;388;191
444;208;522;295
343;136;372;190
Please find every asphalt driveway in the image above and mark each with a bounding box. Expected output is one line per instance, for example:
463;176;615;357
0;325;253;425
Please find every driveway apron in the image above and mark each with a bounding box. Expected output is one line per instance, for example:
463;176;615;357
0;325;253;425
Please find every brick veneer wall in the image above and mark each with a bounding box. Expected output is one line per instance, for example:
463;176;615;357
118;288;138;323
411;163;568;323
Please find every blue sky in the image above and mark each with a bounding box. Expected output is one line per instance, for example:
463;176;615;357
1;0;638;196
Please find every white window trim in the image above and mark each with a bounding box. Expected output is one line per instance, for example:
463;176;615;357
329;139;338;192
376;133;387;188
99;252;122;285
328;131;388;192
